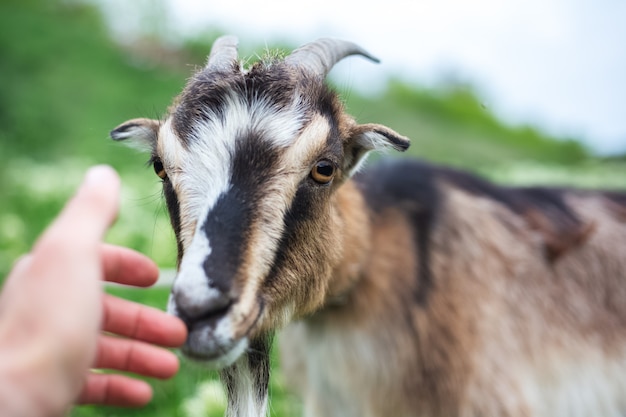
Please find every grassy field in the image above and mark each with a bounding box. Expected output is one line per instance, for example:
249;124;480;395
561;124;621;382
1;0;625;416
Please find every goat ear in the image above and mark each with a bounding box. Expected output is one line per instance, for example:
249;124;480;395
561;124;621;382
345;123;410;175
109;118;159;152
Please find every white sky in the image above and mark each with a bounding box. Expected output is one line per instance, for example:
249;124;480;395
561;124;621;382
94;0;626;154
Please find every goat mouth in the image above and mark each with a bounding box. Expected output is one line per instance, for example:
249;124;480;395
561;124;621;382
182;300;265;368
182;336;249;369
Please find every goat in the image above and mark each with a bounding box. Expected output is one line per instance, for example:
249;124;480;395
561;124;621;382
110;35;626;417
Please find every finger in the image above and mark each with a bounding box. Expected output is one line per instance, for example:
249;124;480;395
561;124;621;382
7;254;33;277
35;165;120;252
101;244;159;287
19;167;121;345
94;335;180;379
102;294;188;347
75;372;152;407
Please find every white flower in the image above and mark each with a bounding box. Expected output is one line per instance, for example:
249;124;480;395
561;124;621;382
181;379;227;417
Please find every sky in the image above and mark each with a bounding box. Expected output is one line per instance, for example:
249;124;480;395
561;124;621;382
93;0;626;155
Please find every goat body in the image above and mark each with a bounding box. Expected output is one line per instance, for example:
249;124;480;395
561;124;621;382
110;36;626;417
282;159;626;417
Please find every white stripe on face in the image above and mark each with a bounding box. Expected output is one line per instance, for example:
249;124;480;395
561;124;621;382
158;116;234;251
160;115;235;315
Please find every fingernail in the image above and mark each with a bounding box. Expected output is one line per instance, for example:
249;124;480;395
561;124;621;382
83;165;119;188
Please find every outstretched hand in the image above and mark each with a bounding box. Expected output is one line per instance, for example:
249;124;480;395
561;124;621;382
0;166;187;417
76;244;187;407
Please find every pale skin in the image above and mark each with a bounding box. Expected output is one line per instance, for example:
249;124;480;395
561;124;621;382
0;165;188;417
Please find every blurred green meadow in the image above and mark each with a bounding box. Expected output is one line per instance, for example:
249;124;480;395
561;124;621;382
1;0;625;416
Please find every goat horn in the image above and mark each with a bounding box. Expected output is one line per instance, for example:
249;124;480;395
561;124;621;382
206;35;239;72
285;38;380;78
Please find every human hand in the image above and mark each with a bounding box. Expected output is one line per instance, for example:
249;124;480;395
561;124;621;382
0;166;187;416
75;244;187;407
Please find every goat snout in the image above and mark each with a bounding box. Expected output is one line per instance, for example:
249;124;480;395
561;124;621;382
167;277;248;366
171;285;232;327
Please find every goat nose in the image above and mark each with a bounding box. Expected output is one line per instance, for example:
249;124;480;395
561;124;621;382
172;286;232;324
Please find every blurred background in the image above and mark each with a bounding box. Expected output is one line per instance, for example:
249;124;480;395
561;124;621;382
1;0;624;415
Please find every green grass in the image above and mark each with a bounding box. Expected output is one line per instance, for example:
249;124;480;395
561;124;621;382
2;0;625;416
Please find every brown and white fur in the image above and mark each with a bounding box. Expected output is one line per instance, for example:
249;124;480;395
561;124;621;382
110;36;626;417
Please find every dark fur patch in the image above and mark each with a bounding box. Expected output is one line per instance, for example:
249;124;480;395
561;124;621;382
355;159;440;305
202;186;251;295
355;158;595;303
373;128;411;151
603;191;626;221
604;191;626;206
162;179;184;266
109;123;139;139
247;334;273;402
202;135;282;294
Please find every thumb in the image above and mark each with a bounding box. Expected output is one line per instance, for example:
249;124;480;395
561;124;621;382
36;165;121;250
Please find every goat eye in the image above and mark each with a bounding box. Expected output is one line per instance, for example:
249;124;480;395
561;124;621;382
311;160;335;184
153;159;167;179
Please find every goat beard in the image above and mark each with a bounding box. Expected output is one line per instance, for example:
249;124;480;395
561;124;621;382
219;334;273;417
